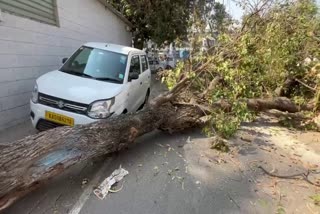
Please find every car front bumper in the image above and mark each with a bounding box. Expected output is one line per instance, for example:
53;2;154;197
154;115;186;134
30;100;98;129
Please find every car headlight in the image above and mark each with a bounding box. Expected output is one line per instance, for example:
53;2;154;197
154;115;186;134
31;83;38;103
88;98;115;119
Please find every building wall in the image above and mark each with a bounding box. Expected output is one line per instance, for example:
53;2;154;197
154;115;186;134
0;0;132;130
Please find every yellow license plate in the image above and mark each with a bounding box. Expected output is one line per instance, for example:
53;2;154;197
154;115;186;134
45;111;74;126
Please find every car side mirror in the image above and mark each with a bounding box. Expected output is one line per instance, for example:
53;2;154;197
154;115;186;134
62;57;68;64
129;72;139;81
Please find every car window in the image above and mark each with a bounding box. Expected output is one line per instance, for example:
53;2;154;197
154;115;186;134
74;47;91;65
130;55;141;74
145;56;149;69
141;55;149;72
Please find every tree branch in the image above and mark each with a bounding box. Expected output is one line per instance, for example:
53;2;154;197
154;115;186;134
199;75;223;98
294;78;316;92
150;77;190;107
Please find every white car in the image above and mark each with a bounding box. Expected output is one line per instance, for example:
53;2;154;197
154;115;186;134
165;57;176;69
148;57;165;73
158;56;176;69
30;43;151;131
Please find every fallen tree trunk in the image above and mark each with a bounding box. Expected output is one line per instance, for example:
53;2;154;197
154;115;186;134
0;103;192;210
0;91;311;210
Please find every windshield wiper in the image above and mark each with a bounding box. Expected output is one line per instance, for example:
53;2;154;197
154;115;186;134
61;69;94;78
79;74;120;83
94;77;122;83
80;73;95;78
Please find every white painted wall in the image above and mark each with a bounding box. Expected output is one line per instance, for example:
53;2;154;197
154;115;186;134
0;0;132;130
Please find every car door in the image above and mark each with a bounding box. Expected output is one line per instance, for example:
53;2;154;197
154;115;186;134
139;54;151;98
126;55;143;112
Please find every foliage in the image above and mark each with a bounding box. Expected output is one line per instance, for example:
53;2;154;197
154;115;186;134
276;205;286;214
210;137;230;152
107;0;191;48
163;0;320;138
209;102;255;138
310;194;320;206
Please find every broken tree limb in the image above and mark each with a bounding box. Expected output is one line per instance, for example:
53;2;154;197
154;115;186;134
294;78;317;92
211;97;303;113
199;75;223;98
150;77;190;107
246;97;300;113
258;166;320;187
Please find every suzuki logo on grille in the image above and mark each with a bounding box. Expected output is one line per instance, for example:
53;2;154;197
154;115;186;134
58;101;64;108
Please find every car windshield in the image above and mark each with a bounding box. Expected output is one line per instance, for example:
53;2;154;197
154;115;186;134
60;46;128;84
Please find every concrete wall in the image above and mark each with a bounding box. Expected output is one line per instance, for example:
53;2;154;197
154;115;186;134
0;0;132;130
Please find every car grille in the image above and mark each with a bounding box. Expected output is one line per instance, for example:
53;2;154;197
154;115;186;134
38;93;89;115
36;119;63;131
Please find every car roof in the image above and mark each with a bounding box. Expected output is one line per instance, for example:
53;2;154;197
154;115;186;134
83;42;144;55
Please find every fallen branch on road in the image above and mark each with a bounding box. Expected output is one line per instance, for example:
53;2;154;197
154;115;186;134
258;166;320;187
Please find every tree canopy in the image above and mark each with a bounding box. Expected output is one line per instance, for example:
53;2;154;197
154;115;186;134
107;0;191;48
200;0;231;34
